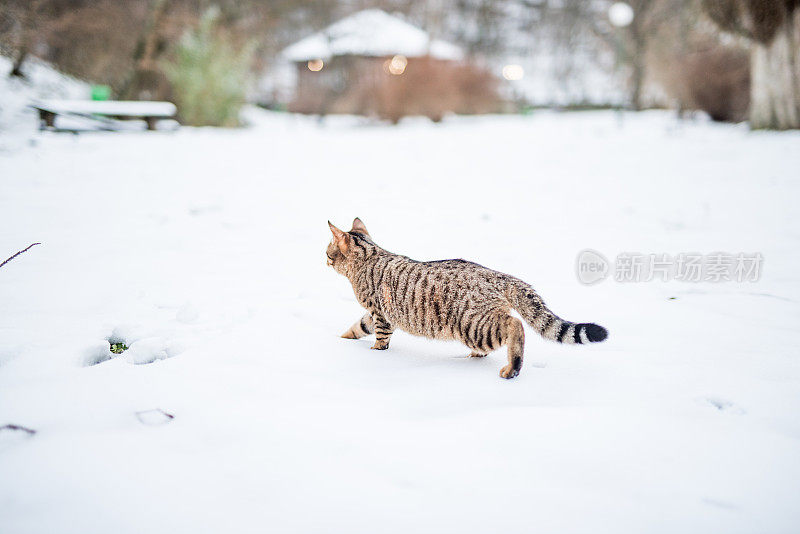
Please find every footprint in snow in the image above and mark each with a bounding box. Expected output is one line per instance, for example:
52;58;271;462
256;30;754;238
83;341;115;366
123;337;174;365
135;409;174;426
703;396;746;415
83;324;186;366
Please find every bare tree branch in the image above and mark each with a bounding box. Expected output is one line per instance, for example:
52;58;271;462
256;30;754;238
0;242;41;270
701;0;755;40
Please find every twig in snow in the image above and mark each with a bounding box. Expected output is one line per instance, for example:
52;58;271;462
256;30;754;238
0;243;41;270
0;424;37;435
135;409;174;426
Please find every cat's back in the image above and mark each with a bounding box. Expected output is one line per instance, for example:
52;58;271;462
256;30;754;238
422;258;512;286
384;257;499;286
375;256;511;339
421;258;481;270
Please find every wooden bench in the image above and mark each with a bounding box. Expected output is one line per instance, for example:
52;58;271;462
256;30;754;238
31;100;178;131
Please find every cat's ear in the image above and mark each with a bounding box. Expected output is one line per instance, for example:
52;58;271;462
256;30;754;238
328;221;350;253
351;217;369;236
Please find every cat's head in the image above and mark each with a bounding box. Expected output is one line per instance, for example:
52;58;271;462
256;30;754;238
327;218;374;274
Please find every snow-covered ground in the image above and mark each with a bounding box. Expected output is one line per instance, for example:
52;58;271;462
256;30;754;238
0;55;90;148
1;107;799;534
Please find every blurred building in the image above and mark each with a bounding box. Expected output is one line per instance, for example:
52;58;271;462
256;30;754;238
276;9;499;122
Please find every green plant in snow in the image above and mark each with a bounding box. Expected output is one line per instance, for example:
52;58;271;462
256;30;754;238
110;342;129;354
163;7;254;127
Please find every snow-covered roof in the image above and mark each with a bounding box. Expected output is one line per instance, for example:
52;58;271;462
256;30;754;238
282;9;463;62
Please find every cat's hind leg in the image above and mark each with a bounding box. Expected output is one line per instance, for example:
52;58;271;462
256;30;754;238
499;315;524;379
341;313;374;339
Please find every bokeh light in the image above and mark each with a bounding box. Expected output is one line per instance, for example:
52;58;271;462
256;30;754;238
384;55;408;75
609;2;634;27
502;64;524;81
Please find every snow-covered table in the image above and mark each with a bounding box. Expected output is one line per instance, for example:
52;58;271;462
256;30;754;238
31;99;177;131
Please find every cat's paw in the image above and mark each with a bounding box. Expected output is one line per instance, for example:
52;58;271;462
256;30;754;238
469;351;487;358
499;365;519;379
341;330;358;339
371;341;389;350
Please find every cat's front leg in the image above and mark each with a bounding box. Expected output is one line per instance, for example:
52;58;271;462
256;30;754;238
371;312;394;350
341;313;374;339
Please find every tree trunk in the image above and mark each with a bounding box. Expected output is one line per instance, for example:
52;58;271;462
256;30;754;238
630;51;645;111
120;0;170;100
749;9;800;129
8;0;40;79
628;9;648;112
9;47;29;78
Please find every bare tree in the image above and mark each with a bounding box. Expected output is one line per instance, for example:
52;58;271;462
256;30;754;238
1;0;53;78
119;0;172;100
9;0;151;91
625;0;658;110
586;0;684;110
642;0;750;121
2;0;335;99
702;0;800;129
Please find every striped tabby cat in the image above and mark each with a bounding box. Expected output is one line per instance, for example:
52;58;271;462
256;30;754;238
327;218;608;379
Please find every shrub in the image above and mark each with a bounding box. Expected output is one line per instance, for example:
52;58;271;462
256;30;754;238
163;7;254;127
682;46;749;122
659;43;750;123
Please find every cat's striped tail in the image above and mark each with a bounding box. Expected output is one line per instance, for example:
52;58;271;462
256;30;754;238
507;281;608;345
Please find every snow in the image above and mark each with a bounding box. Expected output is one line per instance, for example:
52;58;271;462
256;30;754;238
1;107;799;533
33;100;177;117
134;408;174;426
0;55;90;147
282;9;463;62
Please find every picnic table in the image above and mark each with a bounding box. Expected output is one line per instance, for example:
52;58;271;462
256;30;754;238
31;100;178;131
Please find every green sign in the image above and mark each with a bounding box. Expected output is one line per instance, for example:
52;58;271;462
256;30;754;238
91;85;112;101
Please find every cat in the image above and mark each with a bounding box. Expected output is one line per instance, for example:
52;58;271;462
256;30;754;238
327;218;608;379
